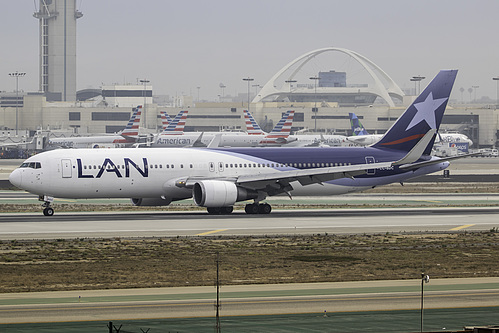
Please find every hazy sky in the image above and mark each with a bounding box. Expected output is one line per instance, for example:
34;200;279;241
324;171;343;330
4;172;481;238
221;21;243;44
2;0;499;102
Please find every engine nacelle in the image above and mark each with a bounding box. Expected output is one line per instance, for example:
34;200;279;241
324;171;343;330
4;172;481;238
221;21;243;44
131;197;172;206
193;180;257;207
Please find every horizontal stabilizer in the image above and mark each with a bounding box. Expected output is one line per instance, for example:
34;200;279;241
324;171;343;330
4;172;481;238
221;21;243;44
393;129;436;165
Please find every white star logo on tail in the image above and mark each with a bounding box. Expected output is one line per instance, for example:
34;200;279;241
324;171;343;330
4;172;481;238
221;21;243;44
406;92;448;131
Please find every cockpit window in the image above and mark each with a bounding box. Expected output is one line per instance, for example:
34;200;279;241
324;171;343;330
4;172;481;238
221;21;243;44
20;162;41;169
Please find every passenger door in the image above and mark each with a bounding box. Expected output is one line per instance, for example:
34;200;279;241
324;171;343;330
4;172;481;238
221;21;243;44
61;159;72;178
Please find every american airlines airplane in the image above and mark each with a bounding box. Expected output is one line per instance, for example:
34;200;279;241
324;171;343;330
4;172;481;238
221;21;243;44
152;110;296;148
10;70;466;216
47;106;142;148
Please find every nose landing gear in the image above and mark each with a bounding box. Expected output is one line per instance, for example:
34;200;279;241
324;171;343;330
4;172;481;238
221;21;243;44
39;195;55;216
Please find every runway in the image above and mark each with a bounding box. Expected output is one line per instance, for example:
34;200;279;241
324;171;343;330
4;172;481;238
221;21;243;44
1;206;499;240
1;278;498;325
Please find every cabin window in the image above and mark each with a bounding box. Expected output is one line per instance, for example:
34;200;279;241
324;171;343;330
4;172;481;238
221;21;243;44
190;164;193;168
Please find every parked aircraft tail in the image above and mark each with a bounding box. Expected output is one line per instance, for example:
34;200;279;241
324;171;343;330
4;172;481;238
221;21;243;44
160;111;173;130
349;112;369;136
161;110;188;135
259;110;295;145
121;105;142;138
372;70;457;155
243;110;266;135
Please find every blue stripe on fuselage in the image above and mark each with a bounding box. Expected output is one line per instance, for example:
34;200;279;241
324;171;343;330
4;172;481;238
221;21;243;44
208;147;418;178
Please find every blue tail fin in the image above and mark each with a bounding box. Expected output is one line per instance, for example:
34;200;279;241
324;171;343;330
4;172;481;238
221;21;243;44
349;112;369;136
372;70;457;154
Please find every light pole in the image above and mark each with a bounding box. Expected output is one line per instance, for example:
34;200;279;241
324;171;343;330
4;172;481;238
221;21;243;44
472;86;479;103
139;79;150;128
252;84;260;100
242;77;254;111
493;77;499;106
9;71;26;136
310;76;320;132
285;80;297;102
219;83;226;102
420;273;430;332
410;76;426;95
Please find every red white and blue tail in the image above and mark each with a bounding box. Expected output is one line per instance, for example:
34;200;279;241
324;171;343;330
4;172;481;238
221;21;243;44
160;111;173;130
243;110;266;135
121;105;142;138
259;110;295;145
161;110;188;135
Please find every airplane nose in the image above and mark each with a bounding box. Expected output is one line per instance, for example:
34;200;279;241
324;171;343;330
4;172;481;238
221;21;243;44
9;169;22;188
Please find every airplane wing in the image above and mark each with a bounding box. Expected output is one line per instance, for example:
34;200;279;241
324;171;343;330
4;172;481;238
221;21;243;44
177;131;434;197
177;160;394;197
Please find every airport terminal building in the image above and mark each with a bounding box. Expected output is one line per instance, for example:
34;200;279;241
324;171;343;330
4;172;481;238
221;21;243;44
0;90;496;149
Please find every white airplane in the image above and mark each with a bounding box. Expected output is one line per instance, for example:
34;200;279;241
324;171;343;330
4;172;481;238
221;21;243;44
10;70;471;216
47;106;143;148
243;110;346;147
152;110;296;148
345;112;383;146
436;132;473;145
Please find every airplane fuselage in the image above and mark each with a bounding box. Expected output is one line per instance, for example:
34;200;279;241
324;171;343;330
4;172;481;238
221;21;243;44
10;147;448;202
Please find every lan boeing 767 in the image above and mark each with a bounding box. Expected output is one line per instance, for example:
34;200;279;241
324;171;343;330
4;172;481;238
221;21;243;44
10;70;467;216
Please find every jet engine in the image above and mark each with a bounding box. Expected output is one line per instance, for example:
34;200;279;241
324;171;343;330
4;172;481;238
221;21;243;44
131;197;172;206
193;180;257;207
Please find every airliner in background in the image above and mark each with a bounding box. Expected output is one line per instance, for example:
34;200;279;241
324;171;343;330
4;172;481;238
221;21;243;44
47;106;143;149
436;131;473;146
151;110;296;148
11;70;472;216
345;112;383;146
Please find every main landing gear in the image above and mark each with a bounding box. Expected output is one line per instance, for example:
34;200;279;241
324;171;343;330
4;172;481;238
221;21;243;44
205;203;272;215
207;206;234;215
244;203;271;215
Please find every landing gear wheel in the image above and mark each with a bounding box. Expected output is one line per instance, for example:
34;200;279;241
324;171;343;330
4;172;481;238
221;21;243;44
207;207;221;214
245;203;259;214
43;207;54;216
258;203;272;214
207;206;234;215
221;206;233;214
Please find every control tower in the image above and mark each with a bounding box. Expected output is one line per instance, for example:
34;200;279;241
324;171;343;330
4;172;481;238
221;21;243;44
34;0;83;101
